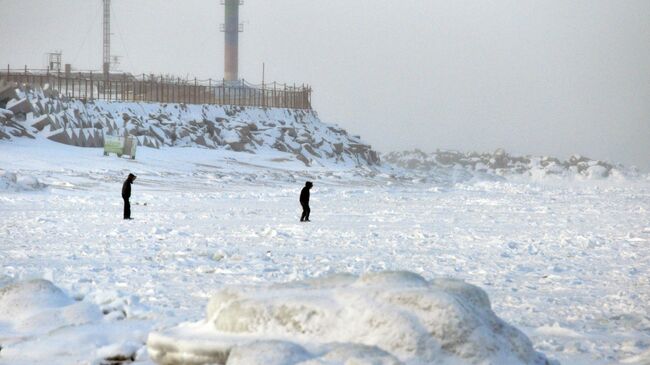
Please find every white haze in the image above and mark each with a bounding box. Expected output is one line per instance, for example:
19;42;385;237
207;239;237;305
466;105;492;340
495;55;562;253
0;0;649;170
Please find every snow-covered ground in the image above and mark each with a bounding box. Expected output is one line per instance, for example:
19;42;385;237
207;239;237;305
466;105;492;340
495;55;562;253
1;138;649;364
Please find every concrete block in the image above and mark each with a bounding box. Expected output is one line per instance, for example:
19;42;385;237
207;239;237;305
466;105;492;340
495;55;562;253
295;152;310;166
85;130;96;147
0;108;14;125
30;114;55;131
69;129;80;145
94;130;104;147
193;135;208;147
6;98;33;115
143;136;159;148
48;129;72;145
228;141;247;152
78;129;88;147
303;144;322;158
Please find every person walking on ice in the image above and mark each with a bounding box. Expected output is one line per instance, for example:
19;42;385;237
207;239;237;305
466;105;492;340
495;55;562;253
122;173;137;220
300;181;313;222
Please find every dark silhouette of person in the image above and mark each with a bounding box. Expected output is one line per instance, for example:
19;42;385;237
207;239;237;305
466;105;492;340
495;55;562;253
122;173;136;220
300;181;313;222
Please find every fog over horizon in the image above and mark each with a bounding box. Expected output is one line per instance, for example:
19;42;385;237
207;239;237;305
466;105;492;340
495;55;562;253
1;0;649;170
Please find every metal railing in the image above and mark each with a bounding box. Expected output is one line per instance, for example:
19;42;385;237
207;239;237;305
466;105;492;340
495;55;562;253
0;66;312;110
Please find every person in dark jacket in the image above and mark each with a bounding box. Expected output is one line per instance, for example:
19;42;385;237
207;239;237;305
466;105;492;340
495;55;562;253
122;173;137;220
300;181;313;222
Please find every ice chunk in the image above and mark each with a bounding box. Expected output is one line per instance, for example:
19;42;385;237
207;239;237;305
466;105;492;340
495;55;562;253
0;169;47;191
0;279;73;319
0;279;150;364
148;271;555;365
0;279;102;340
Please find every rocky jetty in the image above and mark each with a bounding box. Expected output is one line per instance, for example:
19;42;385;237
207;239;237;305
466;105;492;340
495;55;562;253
0;81;379;167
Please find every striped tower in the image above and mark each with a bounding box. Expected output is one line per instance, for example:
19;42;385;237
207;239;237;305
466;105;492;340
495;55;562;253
222;0;242;82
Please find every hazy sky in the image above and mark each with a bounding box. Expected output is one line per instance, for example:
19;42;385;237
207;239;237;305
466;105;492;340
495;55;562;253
1;0;649;169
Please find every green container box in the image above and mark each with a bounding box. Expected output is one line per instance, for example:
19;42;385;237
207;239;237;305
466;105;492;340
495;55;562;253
104;135;137;159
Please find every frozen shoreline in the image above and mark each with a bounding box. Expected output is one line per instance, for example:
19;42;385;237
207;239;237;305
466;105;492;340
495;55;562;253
0;139;649;364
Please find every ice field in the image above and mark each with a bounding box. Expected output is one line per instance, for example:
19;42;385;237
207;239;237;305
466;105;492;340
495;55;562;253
1;139;649;364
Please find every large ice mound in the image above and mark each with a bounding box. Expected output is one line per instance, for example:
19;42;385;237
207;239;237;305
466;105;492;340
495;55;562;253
147;271;555;365
0;278;150;364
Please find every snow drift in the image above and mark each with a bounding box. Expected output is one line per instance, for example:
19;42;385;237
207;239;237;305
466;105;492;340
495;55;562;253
0;82;379;167
384;149;640;180
147;271;555;365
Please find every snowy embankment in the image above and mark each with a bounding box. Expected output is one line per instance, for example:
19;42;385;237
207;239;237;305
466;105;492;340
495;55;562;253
0;81;379;167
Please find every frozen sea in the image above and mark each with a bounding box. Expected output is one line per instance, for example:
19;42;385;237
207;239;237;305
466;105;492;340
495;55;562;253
0;139;649;364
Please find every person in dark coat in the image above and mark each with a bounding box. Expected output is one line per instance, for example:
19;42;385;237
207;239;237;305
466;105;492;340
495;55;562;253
122;173;137;220
300;181;313;222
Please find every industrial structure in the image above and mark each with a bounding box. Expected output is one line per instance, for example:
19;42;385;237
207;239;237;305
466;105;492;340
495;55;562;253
102;0;111;76
46;51;62;72
222;0;243;82
0;0;312;109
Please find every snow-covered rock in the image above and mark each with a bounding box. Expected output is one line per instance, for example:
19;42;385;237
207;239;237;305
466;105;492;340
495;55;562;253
384;149;639;180
147;271;555;365
0;85;379;167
